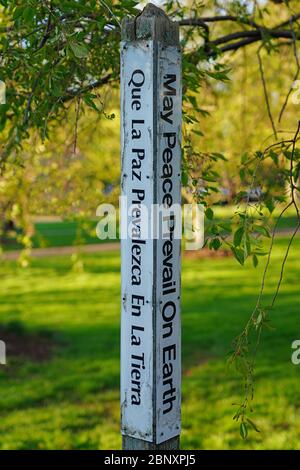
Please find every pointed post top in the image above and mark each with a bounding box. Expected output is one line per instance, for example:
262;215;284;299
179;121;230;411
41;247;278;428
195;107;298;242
121;3;179;45
138;3;169;20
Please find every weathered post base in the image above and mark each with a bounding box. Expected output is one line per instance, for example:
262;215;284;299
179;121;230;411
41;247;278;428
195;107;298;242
123;436;180;450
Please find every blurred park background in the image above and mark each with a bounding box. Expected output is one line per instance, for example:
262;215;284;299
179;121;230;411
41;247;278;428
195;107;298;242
1;0;300;450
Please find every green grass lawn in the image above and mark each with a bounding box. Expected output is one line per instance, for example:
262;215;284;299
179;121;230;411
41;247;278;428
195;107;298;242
0;236;299;449
3;220;103;251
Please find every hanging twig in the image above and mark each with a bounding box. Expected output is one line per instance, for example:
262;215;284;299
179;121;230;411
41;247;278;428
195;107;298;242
73;96;81;154
279;27;300;122
231;122;300;427
257;46;278;139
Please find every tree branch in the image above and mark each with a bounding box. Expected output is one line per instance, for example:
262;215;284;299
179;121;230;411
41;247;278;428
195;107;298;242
61;73;114;103
180;13;300;54
219;37;260;53
179;15;259;29
219;29;299;45
35;14;52;52
218;31;299;54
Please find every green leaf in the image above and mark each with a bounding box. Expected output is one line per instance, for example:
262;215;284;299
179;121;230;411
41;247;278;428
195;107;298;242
234;226;244;246
205;208;214;220
69;41;89;58
13;6;25;21
231;246;245;265
269;149;279;165
246;418;260;433
181;171;188;186
253;224;270;238
265;198;275;214
211;152;227;161
192;129;204;137
23;6;35;23
241;153;248;164
240;422;248;440
207;71;230;81
256;312;263;327
210;238;221;250
218;222;232;233
252;254;258;268
244;234;251;259
83;95;99;112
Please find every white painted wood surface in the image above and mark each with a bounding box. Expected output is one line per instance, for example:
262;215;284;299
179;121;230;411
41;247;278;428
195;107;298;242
121;41;155;441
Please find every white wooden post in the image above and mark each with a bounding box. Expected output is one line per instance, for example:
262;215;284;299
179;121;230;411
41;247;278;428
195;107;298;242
120;4;182;450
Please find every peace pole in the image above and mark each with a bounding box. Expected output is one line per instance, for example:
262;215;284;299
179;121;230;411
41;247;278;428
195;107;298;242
120;4;182;450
